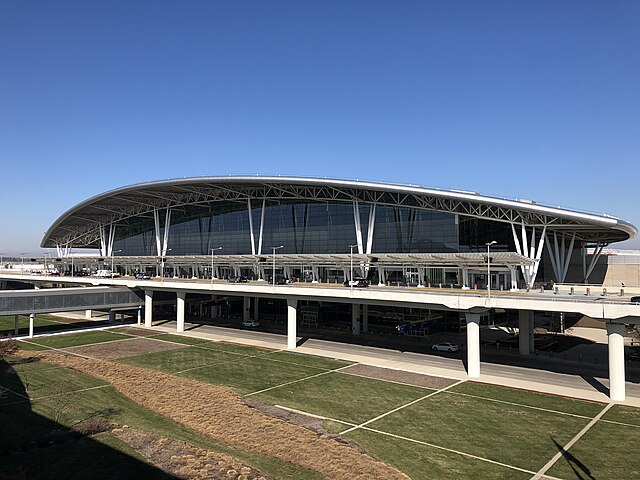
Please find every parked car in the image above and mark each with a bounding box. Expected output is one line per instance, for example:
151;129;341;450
242;320;260;328
431;342;459;353
228;275;248;283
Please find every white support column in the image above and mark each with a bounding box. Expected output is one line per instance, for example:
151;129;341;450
176;292;185;333
287;299;298;349
465;312;481;378
362;304;368;333
144;290;154;328
352;304;361;335
607;322;626;402
28;313;35;338
518;310;532;355
85;310;92;319
247;198;256;255
14;315;19;335
243;296;251;322
254;297;259;321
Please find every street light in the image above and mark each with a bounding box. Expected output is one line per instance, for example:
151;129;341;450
210;246;222;285
486;241;497;298
111;250;122;277
349;244;358;292
271;245;284;287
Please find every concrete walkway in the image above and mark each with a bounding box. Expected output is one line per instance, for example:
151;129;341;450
152;321;640;407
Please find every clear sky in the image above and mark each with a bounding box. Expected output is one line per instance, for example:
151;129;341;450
1;1;639;255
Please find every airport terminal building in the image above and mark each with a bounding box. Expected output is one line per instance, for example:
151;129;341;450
41;177;636;288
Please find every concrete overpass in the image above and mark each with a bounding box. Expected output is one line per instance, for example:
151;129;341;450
2;272;639;401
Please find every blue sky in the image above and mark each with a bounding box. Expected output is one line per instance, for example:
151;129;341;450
1;1;639;254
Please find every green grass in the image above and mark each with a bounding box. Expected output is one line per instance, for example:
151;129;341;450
367;389;593;472
346;428;531;480
28;330;132;349
546;421;640;480
117;346;242;373
602;404;640;426
0;314;62;335
181;355;323;394
148;333;211;345
253;371;430;424
449;382;606;418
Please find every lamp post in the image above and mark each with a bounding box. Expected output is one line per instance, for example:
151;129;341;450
486;241;497;298
271;245;284;287
210;246;222;285
111;250;122;277
349;244;358;292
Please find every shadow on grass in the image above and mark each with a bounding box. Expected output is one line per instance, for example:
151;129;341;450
552;437;595;480
0;358;173;480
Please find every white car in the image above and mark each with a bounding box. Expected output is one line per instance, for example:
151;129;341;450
431;342;459;353
242;320;260;328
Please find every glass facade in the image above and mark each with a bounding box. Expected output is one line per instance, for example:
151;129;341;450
112;199;515;256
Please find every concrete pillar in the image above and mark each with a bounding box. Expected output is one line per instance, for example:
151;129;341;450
254;297;260;321
287;299;298;349
518;310;533;355
85;310;92;319
352;304;361;335
362;304;369;333
176;292;186;333
607;322;626;402
144;290;154;328
14;315;19;335
243;296;251;322
28;314;35;338
465;312;481;378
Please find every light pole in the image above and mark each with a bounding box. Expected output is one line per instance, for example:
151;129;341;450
486;240;497;298
271;245;284;287
349;244;358;292
111;250;122;277
210;246;222;285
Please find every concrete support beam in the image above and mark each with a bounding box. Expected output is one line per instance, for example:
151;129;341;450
85;309;92;319
607;322;626;402
144;290;154;328
362;304;368;333
352;303;361;335
287;299;298;349
28;313;35;339
465;312;481;378
176;292;186;333
243;296;251;323
518;310;533;355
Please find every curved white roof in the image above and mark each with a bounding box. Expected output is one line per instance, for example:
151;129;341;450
42;176;637;248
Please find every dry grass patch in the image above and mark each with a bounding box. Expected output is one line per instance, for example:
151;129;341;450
113;426;272;479
340;364;459;389
25;350;408;480
64;338;186;360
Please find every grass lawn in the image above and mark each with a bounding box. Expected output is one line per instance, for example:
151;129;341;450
546;421;640;479
367;389;593;472
449;381;606;418
0;314;62;335
602;404;640;426
117;345;242;373
181;355;324;394
253;371;430;425
346;428;531;480
28;330;132;349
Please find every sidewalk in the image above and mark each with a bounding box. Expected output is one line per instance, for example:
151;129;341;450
152;321;640;407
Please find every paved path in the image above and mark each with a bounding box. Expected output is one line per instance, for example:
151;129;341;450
153;321;640;407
